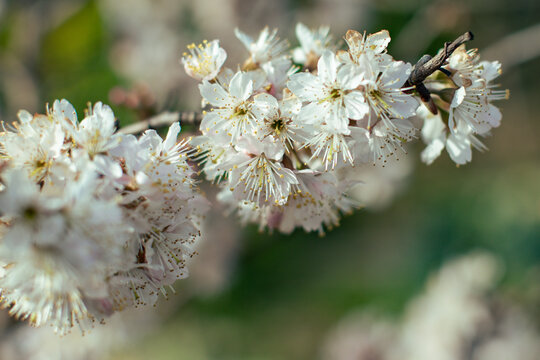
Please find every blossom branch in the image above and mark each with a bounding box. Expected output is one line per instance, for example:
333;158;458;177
120;32;475;134
0;24;509;336
404;31;473;114
406;31;474;86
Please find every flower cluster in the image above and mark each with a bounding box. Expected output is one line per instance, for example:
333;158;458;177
182;24;508;234
0;100;207;333
0;24;510;336
420;46;509;165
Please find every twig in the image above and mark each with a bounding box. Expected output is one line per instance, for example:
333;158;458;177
406;31;474;86
118;111;202;135
404;31;474;114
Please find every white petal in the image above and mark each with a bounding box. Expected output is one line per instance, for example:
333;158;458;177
296;102;327;125
446;133;472;164
287;72;325;102
337;64;364;90
199;81;231;107
229;72;253;101
325;104;350;134
380;61;411;89
252;93;279;121
365;30;391;53
17;110;33;123
388;94;419;119
421;113;446;143
421;139;445;165
163;122;180;152
234;28;253;49
295;23;311;47
451;87;467;108
53;99;78;126
317;50;339;84
344;91;369;120
482;103;502;129
478;60;501;82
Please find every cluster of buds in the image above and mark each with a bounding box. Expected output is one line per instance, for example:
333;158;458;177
182;24;508;234
0;101;207;333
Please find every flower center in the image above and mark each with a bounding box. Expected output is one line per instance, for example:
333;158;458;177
23;206;38;221
330;88;341;99
271;118;285;134
233;106;248;117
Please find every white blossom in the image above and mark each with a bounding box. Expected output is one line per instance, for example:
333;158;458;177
235;26;289;68
199;71;261;143
251;93;306;149
73;102;121;156
0;99;208;333
288;50;369;169
339;29;393;66
0;169;130;333
445;45;509;135
358;55;419;129
190;24;507;232
0;110;65;183
420;102;487;166
182;39;227;81
293;23;335;66
448;83;504;135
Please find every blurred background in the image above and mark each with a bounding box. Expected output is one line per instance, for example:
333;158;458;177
0;0;539;359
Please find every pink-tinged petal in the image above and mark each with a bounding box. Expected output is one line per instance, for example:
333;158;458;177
199;81;231;107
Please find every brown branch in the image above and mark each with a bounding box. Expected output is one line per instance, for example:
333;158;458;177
404;31;474;114
118;111;202;135
406;31;474;86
